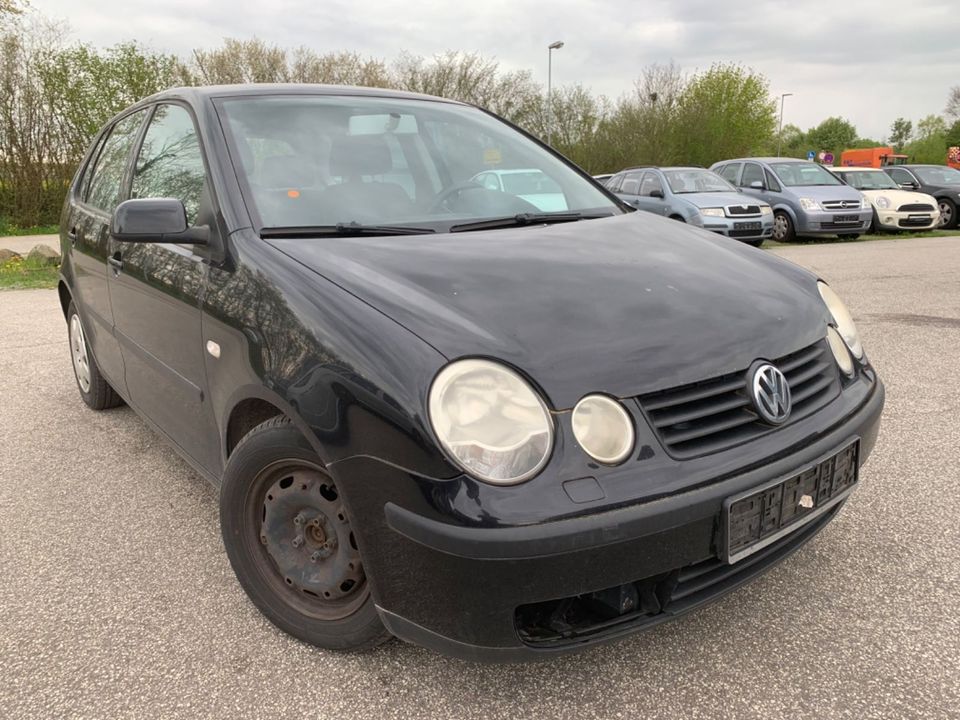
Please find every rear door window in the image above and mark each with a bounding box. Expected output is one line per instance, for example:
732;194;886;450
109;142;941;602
718;163;741;184
85;110;149;213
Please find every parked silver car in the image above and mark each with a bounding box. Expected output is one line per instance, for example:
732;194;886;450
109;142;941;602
605;166;774;246
711;158;872;243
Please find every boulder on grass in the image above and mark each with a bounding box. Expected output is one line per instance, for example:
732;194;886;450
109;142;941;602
27;244;60;266
0;249;21;264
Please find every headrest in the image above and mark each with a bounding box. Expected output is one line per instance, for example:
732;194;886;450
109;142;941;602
329;134;392;179
259;155;316;189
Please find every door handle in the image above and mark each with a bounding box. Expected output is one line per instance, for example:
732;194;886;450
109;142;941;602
67;228;78;246
108;254;123;274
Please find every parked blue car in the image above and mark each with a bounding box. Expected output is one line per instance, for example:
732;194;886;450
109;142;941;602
605;166;774;246
710;158;872;243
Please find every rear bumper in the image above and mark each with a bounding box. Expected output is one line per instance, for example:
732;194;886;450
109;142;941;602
337;380;884;662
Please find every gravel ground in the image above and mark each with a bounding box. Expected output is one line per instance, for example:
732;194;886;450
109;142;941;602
1;236;958;719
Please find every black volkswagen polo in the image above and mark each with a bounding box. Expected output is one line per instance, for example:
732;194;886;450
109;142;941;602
59;85;884;661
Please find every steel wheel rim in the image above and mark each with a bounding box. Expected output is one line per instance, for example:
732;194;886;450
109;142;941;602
939;201;953;227
69;314;91;393
246;460;368;621
773;214;788;240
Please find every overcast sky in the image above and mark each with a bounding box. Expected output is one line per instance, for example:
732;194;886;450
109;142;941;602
31;0;959;140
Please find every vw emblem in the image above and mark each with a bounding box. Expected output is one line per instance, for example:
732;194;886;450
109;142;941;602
750;363;792;425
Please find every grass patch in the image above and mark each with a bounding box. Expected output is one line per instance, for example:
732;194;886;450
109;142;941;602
0;220;59;237
763;229;957;249
0;255;59;290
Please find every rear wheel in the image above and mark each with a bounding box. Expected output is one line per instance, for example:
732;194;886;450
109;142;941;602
67;301;123;410
938;198;956;229
220;416;390;651
773;211;795;243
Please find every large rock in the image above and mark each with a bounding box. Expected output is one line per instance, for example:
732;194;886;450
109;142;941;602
26;244;60;266
0;249;21;264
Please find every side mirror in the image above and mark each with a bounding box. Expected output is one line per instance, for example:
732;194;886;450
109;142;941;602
111;198;209;245
749;180;765;190
899;182;917;190
649;189;665;199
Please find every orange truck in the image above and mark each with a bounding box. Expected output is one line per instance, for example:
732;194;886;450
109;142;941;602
839;146;909;168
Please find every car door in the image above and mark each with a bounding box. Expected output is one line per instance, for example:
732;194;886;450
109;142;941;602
65;109;150;393
107;102;221;474
615;172;643;208
887;167;919;191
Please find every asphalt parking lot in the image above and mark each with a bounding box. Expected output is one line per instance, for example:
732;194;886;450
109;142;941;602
2;235;959;719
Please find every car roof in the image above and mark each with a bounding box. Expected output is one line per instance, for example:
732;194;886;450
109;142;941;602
137;83;466;107
719;157;810;165
831;167;878;172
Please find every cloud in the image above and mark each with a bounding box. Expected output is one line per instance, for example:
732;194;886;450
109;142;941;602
31;0;959;139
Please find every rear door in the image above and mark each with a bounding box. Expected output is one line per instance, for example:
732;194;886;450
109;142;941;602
107;102;221;474
65;109;150;392
615;171;644;208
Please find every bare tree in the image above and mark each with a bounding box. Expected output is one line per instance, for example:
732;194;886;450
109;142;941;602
946;86;960;121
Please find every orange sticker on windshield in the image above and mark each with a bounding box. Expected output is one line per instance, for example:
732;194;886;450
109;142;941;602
287;189;300;198
483;148;502;165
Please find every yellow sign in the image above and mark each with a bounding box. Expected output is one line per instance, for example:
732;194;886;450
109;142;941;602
483;148;502;165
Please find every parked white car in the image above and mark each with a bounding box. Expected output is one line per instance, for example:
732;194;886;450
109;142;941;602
831;167;940;231
470;168;568;212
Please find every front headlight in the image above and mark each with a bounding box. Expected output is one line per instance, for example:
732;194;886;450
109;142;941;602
799;197;821;211
571;395;634;465
428;359;553;484
818;282;863;359
760;205;773;215
700;207;725;217
874;196;890;209
861;195;872;209
826;327;854;377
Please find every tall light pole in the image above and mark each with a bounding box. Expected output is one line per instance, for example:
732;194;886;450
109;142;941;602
777;92;793;157
547;40;564;146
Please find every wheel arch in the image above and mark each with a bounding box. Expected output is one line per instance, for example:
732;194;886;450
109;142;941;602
57;279;72;319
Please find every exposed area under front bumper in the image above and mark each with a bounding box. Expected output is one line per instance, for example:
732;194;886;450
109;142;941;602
334;380;884;662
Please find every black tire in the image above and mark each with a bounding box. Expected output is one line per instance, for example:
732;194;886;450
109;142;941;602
669;215;686;222
773;211;795;243
220;416;390;652
67;301;123;410
938;197;957;230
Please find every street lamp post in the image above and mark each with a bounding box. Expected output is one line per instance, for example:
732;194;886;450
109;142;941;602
547;40;564;146
777;92;793;157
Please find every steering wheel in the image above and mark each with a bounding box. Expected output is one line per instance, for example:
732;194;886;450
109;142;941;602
428;181;487;214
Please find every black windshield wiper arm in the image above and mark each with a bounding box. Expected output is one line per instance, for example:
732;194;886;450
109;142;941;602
260;222;436;239
449;212;595;233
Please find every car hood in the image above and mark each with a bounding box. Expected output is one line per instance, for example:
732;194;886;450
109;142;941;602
680;192;768;209
267;214;827;409
788;184;864;203
861;189;939;206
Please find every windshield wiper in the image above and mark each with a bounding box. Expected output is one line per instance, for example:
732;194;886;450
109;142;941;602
449;212;603;233
260;222;436;239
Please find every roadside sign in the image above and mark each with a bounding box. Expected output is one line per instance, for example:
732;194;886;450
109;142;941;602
807;150;815;161
823;152;834;165
817;152;826;161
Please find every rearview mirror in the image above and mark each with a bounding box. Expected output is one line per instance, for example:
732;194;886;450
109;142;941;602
111;198;209;244
899;182;917;190
649;189;665;199
749;180;765;190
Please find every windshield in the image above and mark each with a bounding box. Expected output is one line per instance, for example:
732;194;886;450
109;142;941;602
836;170;899;190
217;95;619;233
914;166;960;186
663;169;735;194
769;162;841;187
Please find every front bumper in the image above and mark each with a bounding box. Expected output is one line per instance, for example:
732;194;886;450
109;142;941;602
702;214;775;241
874;208;940;230
796;208;872;235
332;379;884;662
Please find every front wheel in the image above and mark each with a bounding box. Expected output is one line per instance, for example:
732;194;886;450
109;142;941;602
220;416;390;651
938;198;957;229
773;211;795;243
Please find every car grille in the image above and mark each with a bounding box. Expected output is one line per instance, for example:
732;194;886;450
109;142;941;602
897;203;935;212
726;205;761;216
820;221;865;230
821;200;860;210
729;229;764;238
637;340;840;459
899;217;934;228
